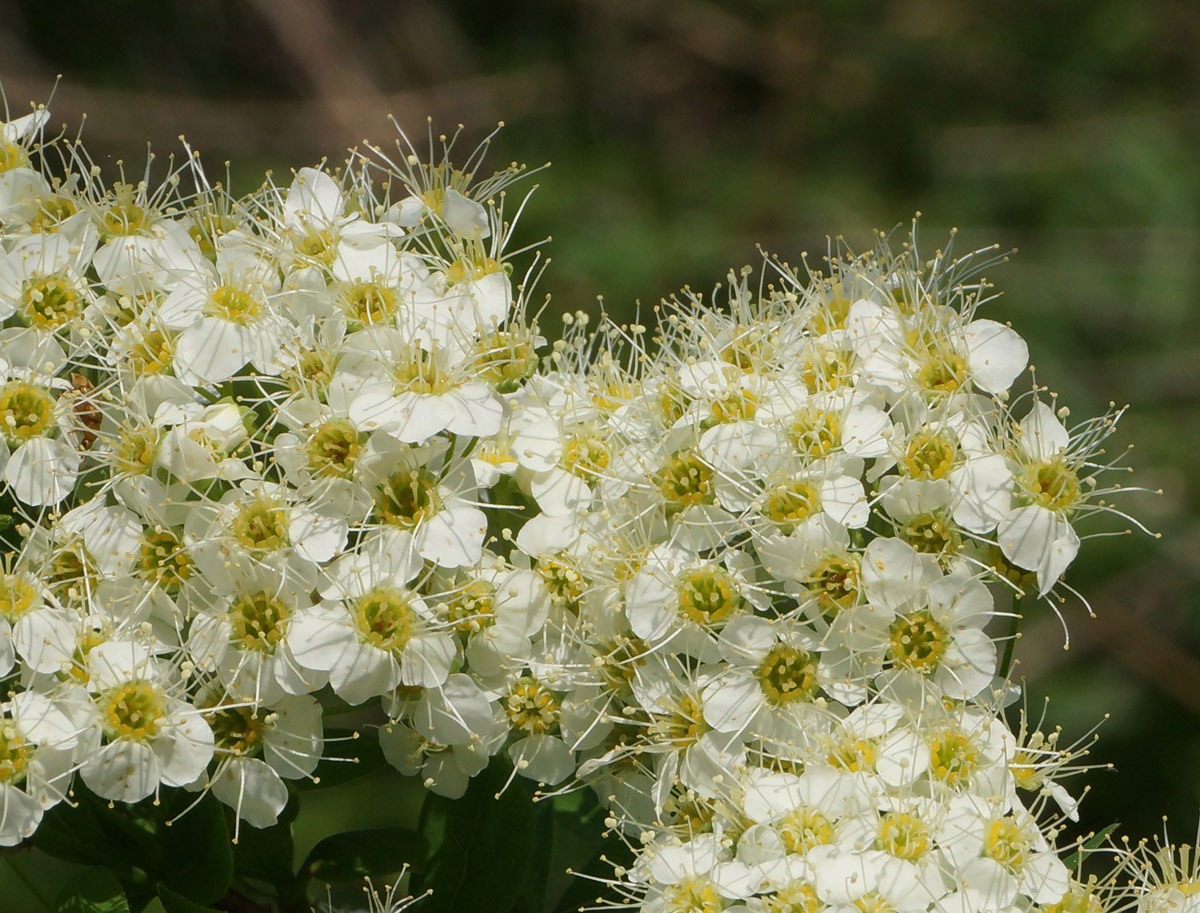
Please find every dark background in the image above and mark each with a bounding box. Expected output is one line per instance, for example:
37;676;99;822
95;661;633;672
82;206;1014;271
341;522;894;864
2;0;1198;904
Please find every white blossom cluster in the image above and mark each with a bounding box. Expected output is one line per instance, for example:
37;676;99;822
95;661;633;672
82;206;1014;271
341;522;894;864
0;102;1174;912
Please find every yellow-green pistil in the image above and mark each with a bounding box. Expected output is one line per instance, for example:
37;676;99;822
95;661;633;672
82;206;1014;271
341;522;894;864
102;680;166;742
209;704;264;756
307;418;364;479
0;381;56;446
139;528;193;595
376;468;440;528
229;591;291;653
660;451;714;512
888;609;947;672
352;588;416;652
1019;455;1081;513
678;566;744;627
21;274;83;328
505;675;560;734
0;725;31;784
232;498;289;552
206;284;260;325
757;644;820;705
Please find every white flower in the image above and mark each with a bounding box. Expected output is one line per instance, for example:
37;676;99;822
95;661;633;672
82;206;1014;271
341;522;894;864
290;529;455;704
0;690;79;846
78;640;214;803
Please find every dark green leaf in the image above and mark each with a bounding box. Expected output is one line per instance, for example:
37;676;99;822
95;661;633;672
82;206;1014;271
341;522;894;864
1062;821;1120;871
155;887;218;913
232;811;297;886
156;794;233;905
414;761;536;913
54;867;130;913
35;792;154;884
300;728;387;790
302;827;427;882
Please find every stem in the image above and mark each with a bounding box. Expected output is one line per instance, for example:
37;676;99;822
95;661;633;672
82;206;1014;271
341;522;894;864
998;601;1022;680
2;854;55;911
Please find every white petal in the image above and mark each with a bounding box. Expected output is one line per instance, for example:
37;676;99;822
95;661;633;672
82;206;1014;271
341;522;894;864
0;782;43;846
418;505;486;569
153;708;215;787
212;757;288;828
82;740;161;803
400;633;455;688
1018;402;1069;462
509;733;574;785
998;505;1079;594
4;437;79;506
175;318;252;385
964;319;1028;393
701;672;763;733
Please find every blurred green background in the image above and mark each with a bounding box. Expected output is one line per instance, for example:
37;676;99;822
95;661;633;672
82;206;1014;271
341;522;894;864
2;0;1198;904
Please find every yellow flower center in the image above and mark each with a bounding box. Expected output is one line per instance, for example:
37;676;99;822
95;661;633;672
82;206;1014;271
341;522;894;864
444;580;496;634
1020;455;1080;512
762;880;822;913
505;675;559;734
229;591;291;653
788;407;841;458
114;426;160;475
804;553;861;618
306;418;364;479
900;510;960;557
352;588;416;652
296;227;337;266
21;273;83;328
902;430;958;480
476;330;539;394
232;497;289;552
0;141;29;174
652;693;708;747
662;876;725;913
103;680;166;742
757;644;819;705
877;812;931;860
537;556;586;612
0;573;41;624
0;724;31;784
766;480;821;532
929;730;979;786
561;432;610;479
984;817;1031;871
888;609;947;672
128;328;174;375
138;528;193;595
678;566;744;628
209;705;264;756
827;735;876;772
918;352;968;396
779;807;834;854
206;284;261;326
340;280;398;327
376;468;440;528
659;451;714;512
0;381;56;446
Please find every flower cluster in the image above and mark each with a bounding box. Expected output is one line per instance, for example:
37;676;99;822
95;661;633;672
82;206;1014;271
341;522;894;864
0;100;1172;913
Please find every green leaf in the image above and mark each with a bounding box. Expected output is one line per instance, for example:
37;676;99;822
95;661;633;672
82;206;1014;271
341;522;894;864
302;827;427;882
232;809;297;887
300;728;387;790
1062;821;1121;871
54;867;130;913
156;794;233;905
414;761;536;913
156;886;219;913
35;793;154;884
